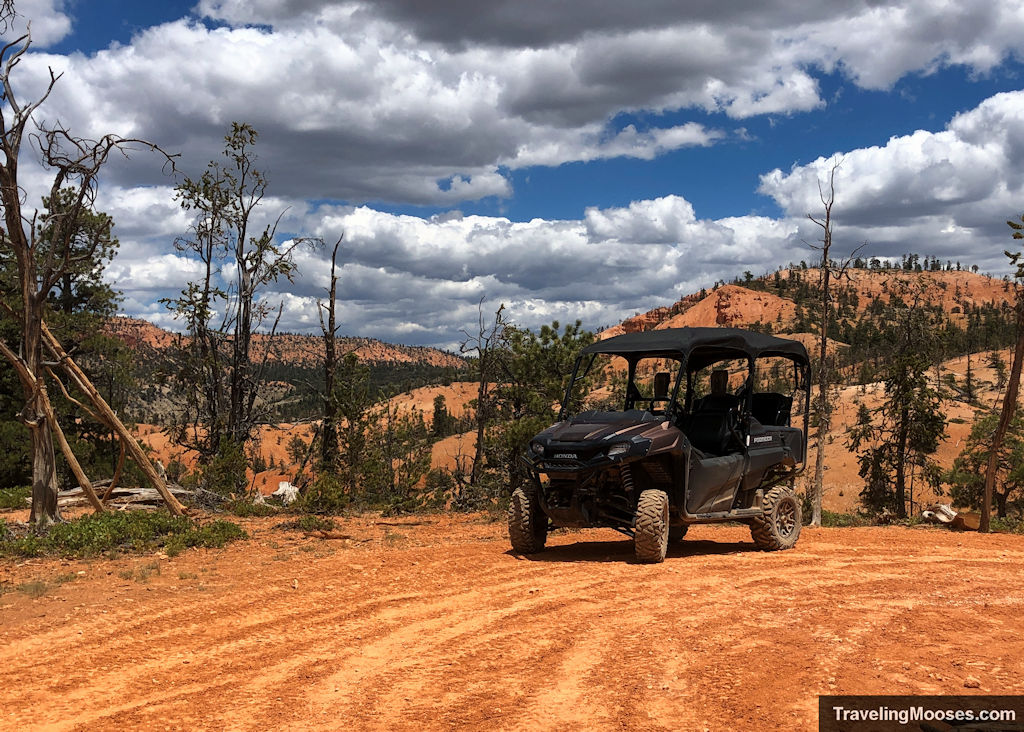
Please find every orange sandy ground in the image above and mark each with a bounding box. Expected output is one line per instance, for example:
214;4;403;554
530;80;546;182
1;515;1022;731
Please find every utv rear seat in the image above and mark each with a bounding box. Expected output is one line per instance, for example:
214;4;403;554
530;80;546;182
751;392;792;427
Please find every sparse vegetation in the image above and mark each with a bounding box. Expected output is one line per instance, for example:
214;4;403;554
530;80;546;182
0;485;30;510
275;515;337;533
0;511;246;559
227;498;278;517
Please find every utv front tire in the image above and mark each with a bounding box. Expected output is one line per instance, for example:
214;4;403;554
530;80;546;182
508;485;547;554
635;489;670;563
750;486;801;551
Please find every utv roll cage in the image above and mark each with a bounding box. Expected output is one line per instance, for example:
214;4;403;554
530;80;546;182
560;327;811;464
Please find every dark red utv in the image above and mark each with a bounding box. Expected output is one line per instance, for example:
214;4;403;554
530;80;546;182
508;327;811;563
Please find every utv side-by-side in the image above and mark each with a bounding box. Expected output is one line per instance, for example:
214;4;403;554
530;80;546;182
508;327;811;563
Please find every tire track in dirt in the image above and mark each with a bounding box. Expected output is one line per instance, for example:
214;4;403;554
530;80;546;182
2;519;1024;731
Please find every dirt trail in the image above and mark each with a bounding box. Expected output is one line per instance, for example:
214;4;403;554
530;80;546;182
2;516;1023;731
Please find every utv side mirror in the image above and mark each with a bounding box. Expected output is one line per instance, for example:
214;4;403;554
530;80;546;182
653;372;670;400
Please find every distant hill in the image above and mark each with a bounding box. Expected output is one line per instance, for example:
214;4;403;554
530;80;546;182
105;317;467;423
106;317;465;369
601;268;1013;337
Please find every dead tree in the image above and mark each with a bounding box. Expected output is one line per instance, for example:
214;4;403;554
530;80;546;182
0;30;182;524
317;235;343;470
805;158;863;526
460;301;510;487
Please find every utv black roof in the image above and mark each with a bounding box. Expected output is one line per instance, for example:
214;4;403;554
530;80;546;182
582;327;809;371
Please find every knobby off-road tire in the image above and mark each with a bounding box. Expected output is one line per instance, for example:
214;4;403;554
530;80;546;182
508;485;548;554
750;485;802;551
668;524;689;543
635;489;670;563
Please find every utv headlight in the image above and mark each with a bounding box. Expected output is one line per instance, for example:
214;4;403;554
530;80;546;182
607;442;631;458
531;442;545;456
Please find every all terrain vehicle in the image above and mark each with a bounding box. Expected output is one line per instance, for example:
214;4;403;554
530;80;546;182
508;327;810;563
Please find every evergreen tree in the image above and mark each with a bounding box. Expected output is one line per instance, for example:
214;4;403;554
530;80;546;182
946;411;1024;518
847;288;947;516
1;191;125;490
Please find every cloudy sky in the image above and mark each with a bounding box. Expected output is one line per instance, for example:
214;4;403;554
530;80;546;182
5;0;1024;349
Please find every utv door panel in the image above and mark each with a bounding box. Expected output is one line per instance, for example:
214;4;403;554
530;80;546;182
686;453;744;514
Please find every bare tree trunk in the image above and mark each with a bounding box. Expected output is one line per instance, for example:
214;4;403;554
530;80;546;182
806;162;838;528
811;258;831;527
39;383;104;513
319;237;342;469
470;374;488;487
22;291;61;526
27;420;59;524
982;307;1024;532
461;303;507;488
894;408;909;518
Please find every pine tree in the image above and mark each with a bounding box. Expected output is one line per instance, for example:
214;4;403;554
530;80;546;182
947;411;1024;518
847;287;947;516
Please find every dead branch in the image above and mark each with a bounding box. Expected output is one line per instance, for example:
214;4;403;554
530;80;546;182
42;321;187;515
103;441;127;501
45;365;106;425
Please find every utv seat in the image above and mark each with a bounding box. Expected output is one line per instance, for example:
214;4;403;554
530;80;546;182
683;409;741;456
751;392;792;427
695;369;740;413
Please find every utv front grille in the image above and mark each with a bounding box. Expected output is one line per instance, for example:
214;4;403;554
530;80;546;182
542;459;587;472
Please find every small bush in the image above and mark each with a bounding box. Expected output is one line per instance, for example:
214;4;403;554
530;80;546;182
17;580;48;597
297;473;348;515
820;510;871;528
165;520;248;557
275;515;337;533
0;511;247;559
202;441;249;497
227;499;277;518
0;486;30;510
990;516;1024;534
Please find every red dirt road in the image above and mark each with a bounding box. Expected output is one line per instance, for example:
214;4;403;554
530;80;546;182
2;516;1023;731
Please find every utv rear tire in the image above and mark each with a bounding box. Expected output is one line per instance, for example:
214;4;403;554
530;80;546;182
508;485;547;554
635;489;670;563
669;524;688;543
750;486;801;551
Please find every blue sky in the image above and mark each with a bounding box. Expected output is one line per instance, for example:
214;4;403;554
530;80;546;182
6;0;1024;347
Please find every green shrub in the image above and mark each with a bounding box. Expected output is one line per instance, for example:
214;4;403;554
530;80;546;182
0;511;247;558
0;485;30;510
297;473;348;515
165;520;247;556
202;440;249;496
820;510;871;528
227;499;277;517
990;516;1024;534
275;514;337;533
